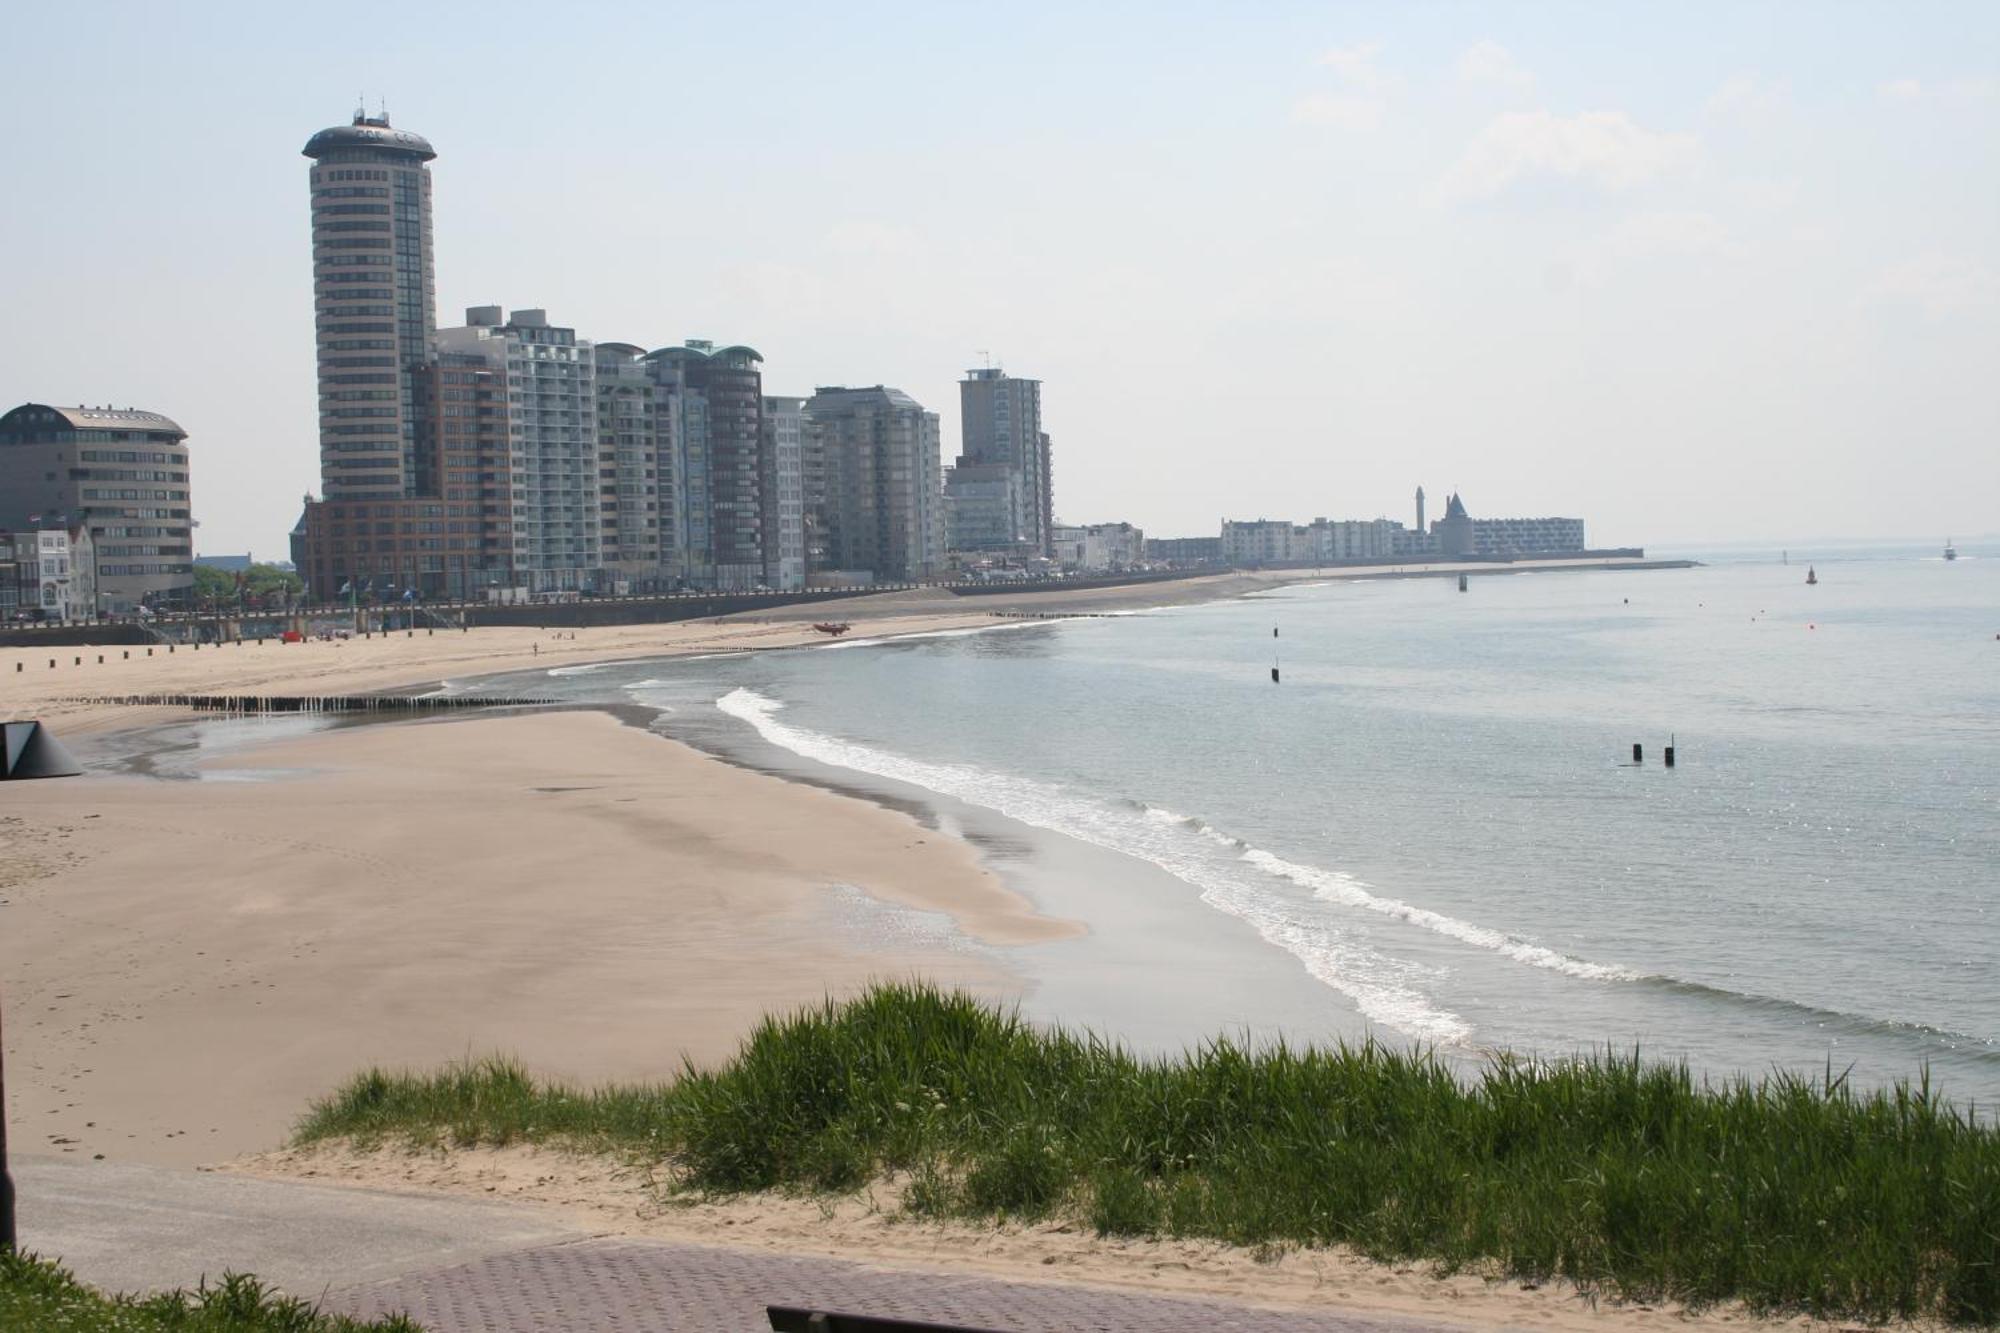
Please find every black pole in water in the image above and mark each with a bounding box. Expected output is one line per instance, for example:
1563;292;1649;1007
1665;733;1677;768
1632;742;1643;763
1459;573;1468;592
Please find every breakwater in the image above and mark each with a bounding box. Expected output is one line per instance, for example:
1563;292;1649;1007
65;694;555;715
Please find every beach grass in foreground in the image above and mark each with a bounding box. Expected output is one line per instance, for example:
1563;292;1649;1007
297;983;2000;1325
0;1250;421;1332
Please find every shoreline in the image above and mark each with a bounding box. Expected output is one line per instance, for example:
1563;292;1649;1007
1;557;1716;1172
1;556;1734;1152
4;557;1692;735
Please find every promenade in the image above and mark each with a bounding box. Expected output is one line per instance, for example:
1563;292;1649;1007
16;1155;1476;1333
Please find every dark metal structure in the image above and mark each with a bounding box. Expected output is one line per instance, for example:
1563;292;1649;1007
1;719;82;780
769;1307;1011;1333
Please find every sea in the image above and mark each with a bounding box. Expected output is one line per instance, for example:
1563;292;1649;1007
468;544;2000;1106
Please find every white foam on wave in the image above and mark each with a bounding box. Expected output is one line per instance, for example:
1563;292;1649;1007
901;624;1038;639
716;687;1470;1044
1139;808;1636;982
546;661;615;677
827;623;1043;650
1237;850;1638;981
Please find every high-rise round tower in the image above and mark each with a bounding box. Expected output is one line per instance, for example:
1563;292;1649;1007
302;110;436;500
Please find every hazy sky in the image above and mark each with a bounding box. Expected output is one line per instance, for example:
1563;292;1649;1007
3;2;1995;557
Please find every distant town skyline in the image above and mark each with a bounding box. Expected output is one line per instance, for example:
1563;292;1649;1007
2;1;1994;556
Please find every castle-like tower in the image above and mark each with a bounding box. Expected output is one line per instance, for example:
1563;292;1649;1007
302;110;437;500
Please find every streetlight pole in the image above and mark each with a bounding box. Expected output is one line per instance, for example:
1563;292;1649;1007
1;719;84;1253
2;984;14;1252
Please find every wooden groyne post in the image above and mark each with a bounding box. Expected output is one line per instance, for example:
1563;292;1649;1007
64;694;558;716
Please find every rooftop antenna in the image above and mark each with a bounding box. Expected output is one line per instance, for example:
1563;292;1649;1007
975;349;992;370
354;93;366;124
379;96;389;125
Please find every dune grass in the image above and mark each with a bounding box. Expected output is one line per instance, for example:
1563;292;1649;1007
297;982;2000;1325
0;1249;422;1331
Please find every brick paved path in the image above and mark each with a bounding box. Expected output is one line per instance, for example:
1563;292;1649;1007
326;1237;1475;1333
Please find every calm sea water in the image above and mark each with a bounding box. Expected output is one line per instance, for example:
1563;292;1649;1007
475;547;2000;1104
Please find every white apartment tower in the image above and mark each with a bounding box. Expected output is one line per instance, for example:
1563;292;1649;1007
437;307;600;591
594;343;672;589
302;110;438;500
761;396;807;590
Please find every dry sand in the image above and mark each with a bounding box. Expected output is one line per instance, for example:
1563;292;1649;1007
0;709;1073;1168
238;1141;1832;1333
2;610;998;734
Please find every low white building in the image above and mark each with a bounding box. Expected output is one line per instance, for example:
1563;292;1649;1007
1471;516;1586;554
1220;519;1299;565
1;527;94;621
1050;521;1145;572
1301;517;1401;562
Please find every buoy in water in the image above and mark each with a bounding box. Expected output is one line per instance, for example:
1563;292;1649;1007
1271;667;1280;684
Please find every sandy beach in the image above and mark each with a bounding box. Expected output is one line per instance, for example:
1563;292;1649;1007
3;559;1787;1330
0;707;1077;1169
7;579;1304;1171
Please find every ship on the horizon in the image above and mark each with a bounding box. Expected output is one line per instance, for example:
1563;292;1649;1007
1945;538;1958;561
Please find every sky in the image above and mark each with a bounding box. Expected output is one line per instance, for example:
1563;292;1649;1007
2;1;1995;558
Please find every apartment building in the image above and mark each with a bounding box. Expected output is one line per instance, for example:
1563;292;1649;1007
945;368;1052;556
805;386;942;583
1220;519;1300;565
302;109;437;501
0;403;193;612
1050;521;1145;572
760;396;807;590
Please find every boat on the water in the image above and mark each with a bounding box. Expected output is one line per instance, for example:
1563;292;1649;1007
1806;566;1818;585
1945;538;1958;561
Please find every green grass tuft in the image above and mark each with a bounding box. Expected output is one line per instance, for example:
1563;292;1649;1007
0;1249;422;1331
295;981;2000;1325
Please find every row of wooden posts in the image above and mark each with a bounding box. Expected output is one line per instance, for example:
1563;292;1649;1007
15;625;469;672
62;693;556;715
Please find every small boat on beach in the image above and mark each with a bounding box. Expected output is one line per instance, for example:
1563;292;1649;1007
811;621;852;637
1944;539;1958;561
